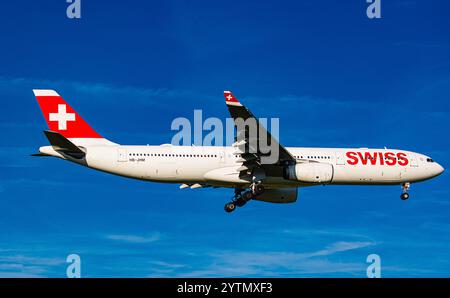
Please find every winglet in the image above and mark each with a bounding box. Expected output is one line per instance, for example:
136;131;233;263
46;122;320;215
224;91;243;107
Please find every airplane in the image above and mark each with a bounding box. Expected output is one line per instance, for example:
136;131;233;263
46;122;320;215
32;89;445;213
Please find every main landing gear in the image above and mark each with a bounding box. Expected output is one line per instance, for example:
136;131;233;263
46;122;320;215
400;182;410;200
224;183;265;213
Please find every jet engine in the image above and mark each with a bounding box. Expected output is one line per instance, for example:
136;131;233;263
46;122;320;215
284;162;333;183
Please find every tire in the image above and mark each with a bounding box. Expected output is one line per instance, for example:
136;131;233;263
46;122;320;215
254;184;265;195
400;193;410;200
235;197;247;207
243;191;254;201
224;203;236;212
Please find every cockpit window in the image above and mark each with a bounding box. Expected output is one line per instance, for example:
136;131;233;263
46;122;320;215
427;158;434;163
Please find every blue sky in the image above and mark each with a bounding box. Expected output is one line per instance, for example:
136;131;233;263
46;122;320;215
0;0;450;277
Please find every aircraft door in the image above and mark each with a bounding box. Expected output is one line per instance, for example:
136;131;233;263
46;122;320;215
219;150;225;164
117;148;128;162
335;151;345;165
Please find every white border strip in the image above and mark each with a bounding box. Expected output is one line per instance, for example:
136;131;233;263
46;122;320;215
33;89;60;97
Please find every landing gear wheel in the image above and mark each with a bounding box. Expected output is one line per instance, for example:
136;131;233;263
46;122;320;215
224;202;236;213
400;193;410;201
401;182;411;201
242;191;254;202
235;197;247;207
254;184;265;195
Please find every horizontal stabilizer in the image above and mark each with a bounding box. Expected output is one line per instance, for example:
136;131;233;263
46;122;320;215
31;153;51;157
43;130;86;159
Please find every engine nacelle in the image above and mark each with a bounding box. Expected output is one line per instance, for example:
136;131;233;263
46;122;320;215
254;188;298;203
284;162;333;183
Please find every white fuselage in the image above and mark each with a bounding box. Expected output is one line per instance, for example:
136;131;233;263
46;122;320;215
39;144;444;189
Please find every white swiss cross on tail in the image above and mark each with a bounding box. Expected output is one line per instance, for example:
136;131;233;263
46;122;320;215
49;104;76;130
33;89;103;139
223;90;242;106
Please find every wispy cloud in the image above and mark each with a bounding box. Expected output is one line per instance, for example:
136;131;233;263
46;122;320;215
0;254;65;278
148;260;186;269
145;260;187;276
105;232;162;244
303;241;375;258
170;240;376;277
211;241;374;265
0;75;373;115
0;255;64;266
280;228;375;241
178;259;367;278
0;76;204;107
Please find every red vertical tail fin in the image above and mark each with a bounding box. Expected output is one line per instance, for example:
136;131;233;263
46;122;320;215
33;90;116;146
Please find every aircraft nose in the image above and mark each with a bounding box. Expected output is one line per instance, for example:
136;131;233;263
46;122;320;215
436;163;445;176
430;162;445;178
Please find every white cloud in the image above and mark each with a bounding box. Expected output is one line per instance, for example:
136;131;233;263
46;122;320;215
105;232;162;244
0;76;200;106
148;260;186;269
280;228;375;241
179;259;366;277
0;271;44;278
0;255;65;266
306;241;375;258
0;255;65;278
210;241;374;267
173;240;376;277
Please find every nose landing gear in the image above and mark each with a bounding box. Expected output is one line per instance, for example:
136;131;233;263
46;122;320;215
401;182;410;200
224;183;265;213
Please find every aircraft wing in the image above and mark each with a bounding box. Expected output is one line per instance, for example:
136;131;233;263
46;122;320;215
224;91;296;179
